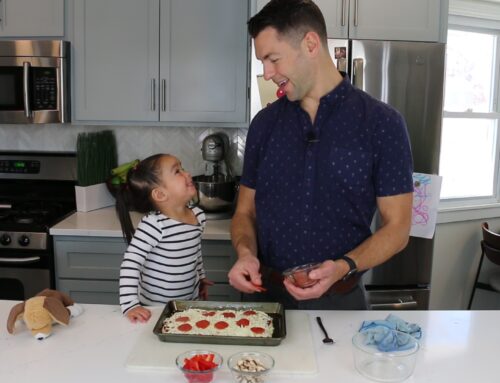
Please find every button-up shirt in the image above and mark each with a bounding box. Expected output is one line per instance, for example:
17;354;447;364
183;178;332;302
241;76;413;271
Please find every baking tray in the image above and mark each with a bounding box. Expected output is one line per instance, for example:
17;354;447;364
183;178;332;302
152;300;286;346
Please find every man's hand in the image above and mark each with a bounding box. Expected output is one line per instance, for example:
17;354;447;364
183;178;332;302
126;306;152;323
283;260;348;300
228;254;264;294
199;278;214;300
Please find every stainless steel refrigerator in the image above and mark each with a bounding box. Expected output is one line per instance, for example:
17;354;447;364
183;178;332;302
328;39;445;310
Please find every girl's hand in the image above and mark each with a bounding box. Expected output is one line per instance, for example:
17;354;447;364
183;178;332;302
199;278;214;300
126;306;152;323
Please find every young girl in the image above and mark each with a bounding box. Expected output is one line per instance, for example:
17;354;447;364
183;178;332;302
115;153;212;323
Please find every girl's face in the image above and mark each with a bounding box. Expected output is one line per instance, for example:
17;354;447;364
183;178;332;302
155;155;197;205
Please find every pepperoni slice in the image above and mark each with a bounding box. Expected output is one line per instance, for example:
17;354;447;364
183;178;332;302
243;310;257;316
196;320;210;329
177;323;192;332
202;311;216;317
214;321;229;330
175;316;190;323
251;327;265;334
223;312;236;318
236;318;250;327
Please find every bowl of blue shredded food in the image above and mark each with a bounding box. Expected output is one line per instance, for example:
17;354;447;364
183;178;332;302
352;314;421;382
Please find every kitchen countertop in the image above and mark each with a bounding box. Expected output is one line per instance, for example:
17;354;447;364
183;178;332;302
49;207;231;240
0;300;498;383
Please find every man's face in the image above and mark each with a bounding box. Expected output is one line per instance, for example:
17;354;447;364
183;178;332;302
254;27;312;102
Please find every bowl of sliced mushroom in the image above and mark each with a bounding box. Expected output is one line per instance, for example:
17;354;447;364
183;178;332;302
227;351;274;383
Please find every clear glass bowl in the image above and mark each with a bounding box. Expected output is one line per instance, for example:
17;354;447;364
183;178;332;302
282;262;322;288
176;350;222;383
352;331;419;382
227;351;275;383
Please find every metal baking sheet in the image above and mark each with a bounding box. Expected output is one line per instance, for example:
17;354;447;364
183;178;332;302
152;300;286;346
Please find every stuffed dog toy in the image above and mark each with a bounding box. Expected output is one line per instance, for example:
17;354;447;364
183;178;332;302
6;289;83;340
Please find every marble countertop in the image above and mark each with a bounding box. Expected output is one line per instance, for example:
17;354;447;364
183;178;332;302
0;300;497;383
50;207;231;240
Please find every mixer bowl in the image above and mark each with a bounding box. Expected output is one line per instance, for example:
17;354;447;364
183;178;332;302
193;175;238;212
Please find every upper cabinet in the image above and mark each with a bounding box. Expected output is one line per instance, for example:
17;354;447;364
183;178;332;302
73;0;249;124
256;0;442;42
0;0;64;37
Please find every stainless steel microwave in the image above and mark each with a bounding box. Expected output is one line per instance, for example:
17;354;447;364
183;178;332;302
0;40;70;124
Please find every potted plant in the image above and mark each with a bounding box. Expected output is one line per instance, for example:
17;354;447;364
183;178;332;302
75;130;118;212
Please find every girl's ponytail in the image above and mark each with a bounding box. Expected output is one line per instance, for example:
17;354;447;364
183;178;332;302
115;183;135;244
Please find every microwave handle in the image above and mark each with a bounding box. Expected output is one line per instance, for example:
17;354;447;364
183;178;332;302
23;62;32;119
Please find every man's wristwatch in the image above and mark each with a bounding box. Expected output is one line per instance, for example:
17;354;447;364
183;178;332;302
339;255;358;281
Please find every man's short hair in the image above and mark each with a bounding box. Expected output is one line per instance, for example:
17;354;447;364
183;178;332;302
248;0;328;47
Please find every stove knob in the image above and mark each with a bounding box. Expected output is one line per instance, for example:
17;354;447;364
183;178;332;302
0;234;11;246
18;235;30;247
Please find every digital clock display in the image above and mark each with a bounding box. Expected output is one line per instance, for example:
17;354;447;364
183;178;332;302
13;161;26;168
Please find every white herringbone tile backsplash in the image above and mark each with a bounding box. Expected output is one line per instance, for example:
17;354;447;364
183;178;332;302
0;124;247;176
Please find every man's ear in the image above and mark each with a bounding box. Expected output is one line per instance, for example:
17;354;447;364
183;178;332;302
302;31;321;57
151;187;168;202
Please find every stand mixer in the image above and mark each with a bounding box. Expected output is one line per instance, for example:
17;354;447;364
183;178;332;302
193;133;238;220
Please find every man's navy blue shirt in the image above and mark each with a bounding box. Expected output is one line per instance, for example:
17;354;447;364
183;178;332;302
241;76;414;272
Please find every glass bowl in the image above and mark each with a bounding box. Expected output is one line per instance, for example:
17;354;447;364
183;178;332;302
176;350;222;383
282;262;322;288
352;330;419;382
227;351;275;383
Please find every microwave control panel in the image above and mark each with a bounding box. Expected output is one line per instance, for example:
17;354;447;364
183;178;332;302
31;68;58;110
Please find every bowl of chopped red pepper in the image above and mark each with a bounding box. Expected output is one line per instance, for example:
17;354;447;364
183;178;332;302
176;350;222;383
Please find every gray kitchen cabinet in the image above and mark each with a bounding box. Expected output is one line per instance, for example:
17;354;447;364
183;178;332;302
54;236;241;304
0;0;64;37
256;0;442;42
73;0;249;124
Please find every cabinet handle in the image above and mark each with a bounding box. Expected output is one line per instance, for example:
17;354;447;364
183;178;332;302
161;79;166;112
354;0;359;27
23;62;32;118
151;79;156;111
0;0;4;29
341;0;346;27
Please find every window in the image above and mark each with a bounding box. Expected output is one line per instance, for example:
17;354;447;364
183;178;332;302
440;26;500;202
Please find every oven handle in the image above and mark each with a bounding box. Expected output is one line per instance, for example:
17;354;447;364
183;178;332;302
0;256;41;264
0;203;12;209
23;62;32;119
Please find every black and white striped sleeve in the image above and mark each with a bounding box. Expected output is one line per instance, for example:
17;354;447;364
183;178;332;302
119;214;161;314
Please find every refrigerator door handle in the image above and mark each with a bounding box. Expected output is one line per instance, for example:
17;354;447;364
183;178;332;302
352;58;364;89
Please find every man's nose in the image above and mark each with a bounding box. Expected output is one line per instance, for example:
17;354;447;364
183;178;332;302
262;63;275;81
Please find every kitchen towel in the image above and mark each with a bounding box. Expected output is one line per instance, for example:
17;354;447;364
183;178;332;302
359;314;421;352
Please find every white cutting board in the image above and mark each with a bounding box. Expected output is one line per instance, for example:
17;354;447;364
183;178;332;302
126;308;318;376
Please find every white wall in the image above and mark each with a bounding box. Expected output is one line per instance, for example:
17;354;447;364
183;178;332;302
0;124;246;177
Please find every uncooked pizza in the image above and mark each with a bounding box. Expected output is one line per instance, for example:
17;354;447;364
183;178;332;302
161;308;274;337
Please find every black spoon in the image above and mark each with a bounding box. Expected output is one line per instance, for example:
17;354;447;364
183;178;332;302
316;316;335;344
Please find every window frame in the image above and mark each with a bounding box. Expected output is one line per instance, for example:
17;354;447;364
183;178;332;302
438;16;500;220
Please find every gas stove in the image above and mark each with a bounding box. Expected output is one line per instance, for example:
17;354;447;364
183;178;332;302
0;151;77;300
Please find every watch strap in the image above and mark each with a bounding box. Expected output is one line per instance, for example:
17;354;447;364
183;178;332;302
339;255;357;281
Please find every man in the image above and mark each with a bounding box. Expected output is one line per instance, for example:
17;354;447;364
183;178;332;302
228;0;413;309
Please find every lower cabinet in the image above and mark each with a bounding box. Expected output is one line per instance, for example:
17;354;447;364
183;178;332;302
54;236;241;304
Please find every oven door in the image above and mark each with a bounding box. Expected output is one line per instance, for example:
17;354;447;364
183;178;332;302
0;57;67;124
0;251;53;300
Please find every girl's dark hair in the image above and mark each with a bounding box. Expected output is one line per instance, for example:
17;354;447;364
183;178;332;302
115;153;165;243
248;0;327;48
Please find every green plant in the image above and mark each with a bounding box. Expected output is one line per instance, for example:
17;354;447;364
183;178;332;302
76;130;118;186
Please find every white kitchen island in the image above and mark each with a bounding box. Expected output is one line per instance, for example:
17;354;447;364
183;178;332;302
0;301;498;383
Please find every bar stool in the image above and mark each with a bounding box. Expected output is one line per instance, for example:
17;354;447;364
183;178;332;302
468;222;500;309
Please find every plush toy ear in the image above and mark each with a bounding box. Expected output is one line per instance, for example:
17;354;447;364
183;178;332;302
7;302;25;334
38;289;75;307
44;297;70;326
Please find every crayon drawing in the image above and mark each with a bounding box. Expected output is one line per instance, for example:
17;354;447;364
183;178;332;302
410;173;442;239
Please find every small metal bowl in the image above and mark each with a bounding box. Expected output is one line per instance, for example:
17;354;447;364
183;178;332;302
282;262;322;288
